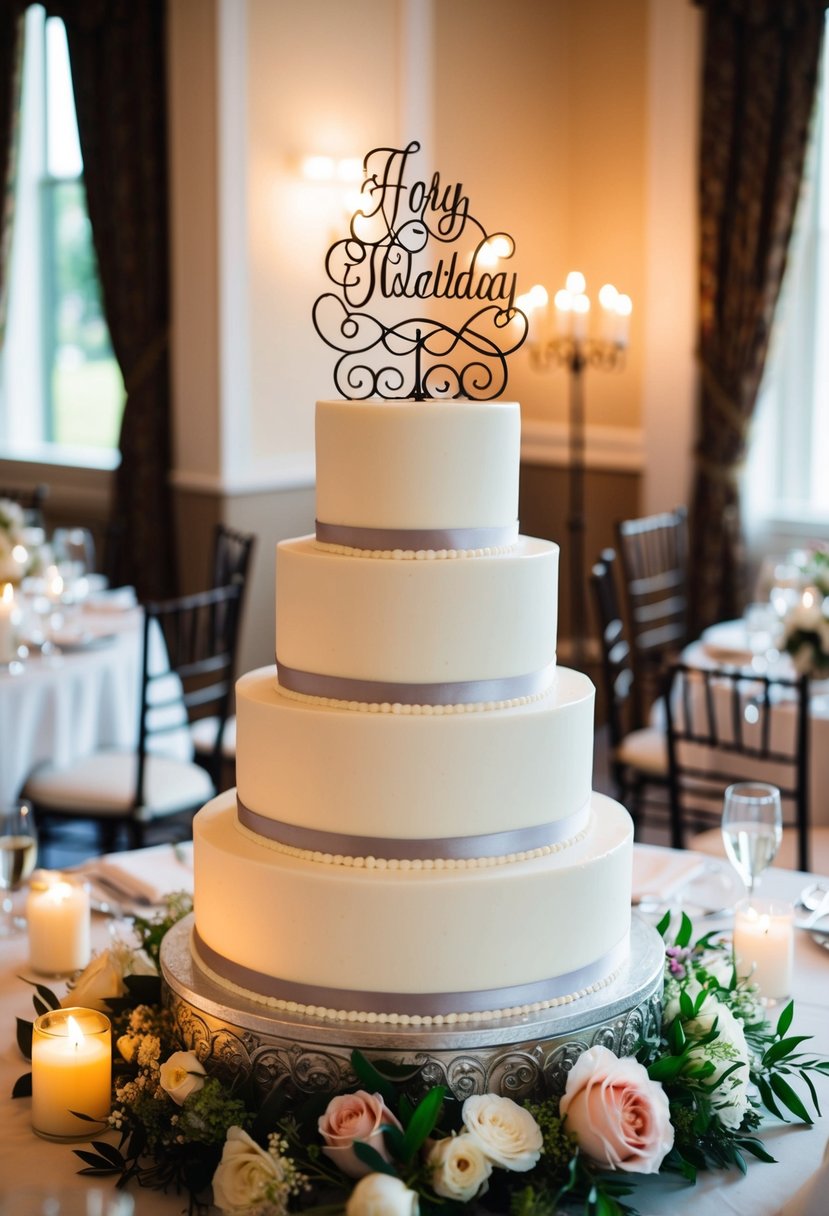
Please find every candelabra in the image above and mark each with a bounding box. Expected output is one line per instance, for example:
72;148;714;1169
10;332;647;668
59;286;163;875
519;274;631;669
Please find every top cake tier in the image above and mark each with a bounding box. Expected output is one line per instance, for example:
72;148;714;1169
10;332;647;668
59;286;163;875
314;399;520;552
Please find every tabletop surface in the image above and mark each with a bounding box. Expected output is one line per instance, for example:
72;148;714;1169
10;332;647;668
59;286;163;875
0;843;827;1214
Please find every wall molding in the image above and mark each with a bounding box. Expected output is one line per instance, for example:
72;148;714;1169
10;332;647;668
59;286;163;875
171;451;315;497
520;418;644;473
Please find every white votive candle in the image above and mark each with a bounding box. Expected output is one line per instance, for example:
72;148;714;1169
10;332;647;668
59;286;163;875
31;1007;111;1141
27;872;91;975
0;582;19;662
733;898;794;1001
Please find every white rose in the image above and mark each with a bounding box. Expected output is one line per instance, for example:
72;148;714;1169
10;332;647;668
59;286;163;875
62;949;127;1011
685;998;751;1130
427;1132;492;1202
212;1126;281;1214
461;1093;543;1172
158;1050;207;1105
345;1173;419;1216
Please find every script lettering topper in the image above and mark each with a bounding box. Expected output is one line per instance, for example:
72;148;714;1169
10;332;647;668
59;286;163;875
313;141;528;400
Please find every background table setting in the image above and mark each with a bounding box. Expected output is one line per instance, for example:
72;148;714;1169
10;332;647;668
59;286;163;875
0;837;827;1214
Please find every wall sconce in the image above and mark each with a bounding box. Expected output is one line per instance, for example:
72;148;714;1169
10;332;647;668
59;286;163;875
517;271;632;668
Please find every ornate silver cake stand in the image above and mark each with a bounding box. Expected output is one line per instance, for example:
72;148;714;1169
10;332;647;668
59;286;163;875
161;914;664;1104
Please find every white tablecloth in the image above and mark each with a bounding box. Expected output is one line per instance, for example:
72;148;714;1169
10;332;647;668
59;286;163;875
0;608;145;806
0;845;827;1214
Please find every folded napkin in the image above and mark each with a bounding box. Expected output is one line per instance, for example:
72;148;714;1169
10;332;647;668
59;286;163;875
83;585;138;613
632;846;709;903
82;842;193;906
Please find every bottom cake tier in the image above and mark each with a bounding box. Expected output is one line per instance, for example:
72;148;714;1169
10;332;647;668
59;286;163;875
192;790;633;1023
161;913;664;1105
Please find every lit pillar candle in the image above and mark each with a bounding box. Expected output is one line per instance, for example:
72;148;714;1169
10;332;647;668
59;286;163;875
31;1007;111;1141
27;873;91;975
733;899;794;1001
0;583;19;662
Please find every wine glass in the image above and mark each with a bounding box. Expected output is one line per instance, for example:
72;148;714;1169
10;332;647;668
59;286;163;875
0;800;38;936
721;782;782;896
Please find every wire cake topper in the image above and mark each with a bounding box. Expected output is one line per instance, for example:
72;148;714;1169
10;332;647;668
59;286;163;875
312;141;528;401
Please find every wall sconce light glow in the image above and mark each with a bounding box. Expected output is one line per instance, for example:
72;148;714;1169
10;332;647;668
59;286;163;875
565;270;586;295
616;293;633;318
572;293;590;316
553;288;572;312
301;155;336;182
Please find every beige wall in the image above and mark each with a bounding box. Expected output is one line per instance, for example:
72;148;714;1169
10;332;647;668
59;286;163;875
165;0;701;670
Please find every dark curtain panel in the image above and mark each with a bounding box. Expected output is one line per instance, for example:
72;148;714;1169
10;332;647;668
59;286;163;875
0;1;26;340
688;0;826;633
45;0;175;600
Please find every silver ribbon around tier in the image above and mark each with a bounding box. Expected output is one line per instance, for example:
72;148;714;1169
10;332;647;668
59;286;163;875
276;660;556;706
236;795;591;861
315;520;519;551
192;928;629;1017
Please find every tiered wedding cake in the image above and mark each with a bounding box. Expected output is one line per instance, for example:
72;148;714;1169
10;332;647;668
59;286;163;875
190;396;633;1025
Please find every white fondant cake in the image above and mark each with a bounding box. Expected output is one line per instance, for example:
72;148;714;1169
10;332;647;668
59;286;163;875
191;398;633;1022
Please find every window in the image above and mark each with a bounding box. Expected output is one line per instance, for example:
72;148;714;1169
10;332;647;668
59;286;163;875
0;5;123;461
745;16;829;543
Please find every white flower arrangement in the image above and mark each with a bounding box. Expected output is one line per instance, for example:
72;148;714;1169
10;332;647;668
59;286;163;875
11;905;829;1216
782;593;829;676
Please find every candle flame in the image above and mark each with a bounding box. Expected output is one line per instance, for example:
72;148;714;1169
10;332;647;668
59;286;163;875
47;881;73;904
66;1015;84;1049
1;583;12;605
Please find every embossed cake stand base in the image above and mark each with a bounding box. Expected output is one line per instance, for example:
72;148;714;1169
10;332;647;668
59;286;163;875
161;915;664;1103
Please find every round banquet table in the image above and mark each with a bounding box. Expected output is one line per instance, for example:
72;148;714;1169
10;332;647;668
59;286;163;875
0;843;827;1214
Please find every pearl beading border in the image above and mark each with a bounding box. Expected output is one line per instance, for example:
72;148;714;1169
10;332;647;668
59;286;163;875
192;937;624;1026
315;541;518;560
234;818;591;870
276;682;552;715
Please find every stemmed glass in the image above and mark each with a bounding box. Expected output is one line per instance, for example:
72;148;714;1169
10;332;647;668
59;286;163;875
721;782;782;895
0;800;38;936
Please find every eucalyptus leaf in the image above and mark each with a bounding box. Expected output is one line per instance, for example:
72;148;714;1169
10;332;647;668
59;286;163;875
770;1073;813;1124
352;1141;398;1177
401;1085;446;1161
16;1017;32;1060
675;912;693;948
350;1051;397;1107
656;910;671;938
19;977;61;1010
776;1000;795;1038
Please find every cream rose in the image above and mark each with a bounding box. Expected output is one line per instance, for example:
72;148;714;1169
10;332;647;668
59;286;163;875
159;1050;207;1105
319;1090;402;1179
559;1045;673;1174
427;1132;492;1202
212;1126;280;1213
61;949;127;1011
461;1093;543;1172
683;999;751;1130
345;1173;419;1216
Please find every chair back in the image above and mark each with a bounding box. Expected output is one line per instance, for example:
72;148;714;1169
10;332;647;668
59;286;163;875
137;582;243;799
664;662;810;867
590;549;636;750
616;506;688;724
211;524;256;605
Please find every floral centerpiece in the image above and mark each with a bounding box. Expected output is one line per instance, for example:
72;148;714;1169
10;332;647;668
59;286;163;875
797;545;829;599
12;902;829;1215
782;592;829;677
0;497;47;584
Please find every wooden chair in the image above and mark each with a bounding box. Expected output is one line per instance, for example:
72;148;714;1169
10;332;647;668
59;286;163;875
664;661;829;872
590;549;669;826
190;524;257;782
615;507;689;727
24;582;243;857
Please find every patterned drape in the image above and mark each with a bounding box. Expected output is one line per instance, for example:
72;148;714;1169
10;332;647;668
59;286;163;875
45;0;175;600
0;1;26;342
688;0;827;634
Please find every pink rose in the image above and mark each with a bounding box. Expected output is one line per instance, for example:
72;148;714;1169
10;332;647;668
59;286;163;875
319;1090;403;1179
559;1045;673;1174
